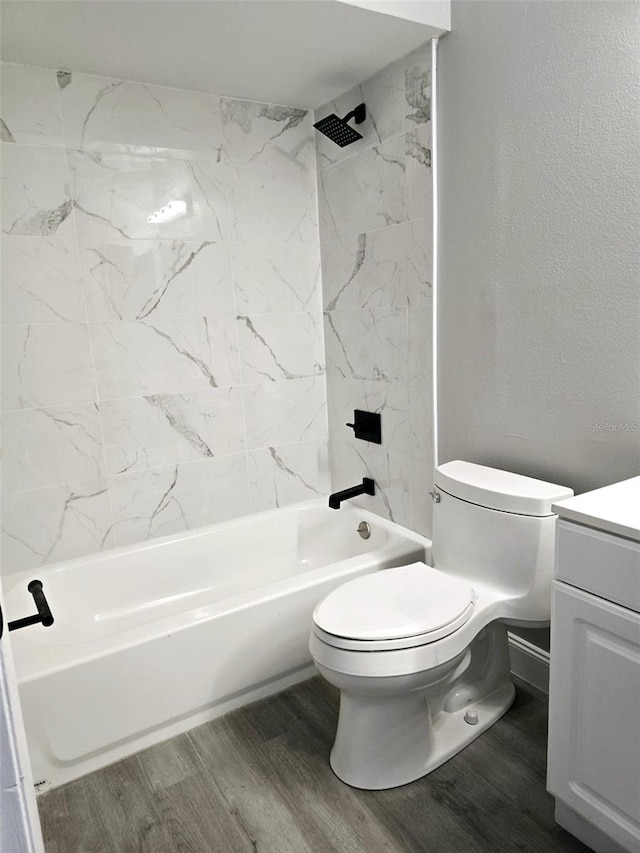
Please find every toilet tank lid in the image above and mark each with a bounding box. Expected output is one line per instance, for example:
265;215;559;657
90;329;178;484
434;461;574;517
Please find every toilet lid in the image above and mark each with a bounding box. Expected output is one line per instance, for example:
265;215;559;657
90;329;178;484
313;562;475;642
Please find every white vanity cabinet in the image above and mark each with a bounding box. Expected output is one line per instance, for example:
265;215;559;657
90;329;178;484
548;478;640;853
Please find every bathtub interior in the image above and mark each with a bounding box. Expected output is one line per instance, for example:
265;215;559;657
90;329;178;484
5;502;430;790
3;501;416;649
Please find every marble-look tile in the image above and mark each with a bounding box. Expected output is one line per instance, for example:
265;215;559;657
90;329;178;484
70;151;227;241
243;377;327;451
318;135;406;241
91;316;241;400
226;165;317;242
79;239;234;321
405;42;432;129
325;371;409;455
406;123;432;222
232;242;321;315
237;312;325;384
314;56;405;170
0;63;64;146
1;144;74;236
321;223;408;311
323;307;408;386
248;438;330;512
2;403;105;492
109;454;250;547
328;436;411;528
58;71;223;159
410;453;433;538
408;306;433;453
2;322;96;410
407;217;432;308
1;237;86;323
221;98;313;169
1;478;115;573
100;388;245;475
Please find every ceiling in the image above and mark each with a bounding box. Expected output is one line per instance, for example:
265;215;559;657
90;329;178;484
0;0;440;109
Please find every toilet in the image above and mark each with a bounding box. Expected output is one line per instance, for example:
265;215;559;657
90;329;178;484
309;460;573;790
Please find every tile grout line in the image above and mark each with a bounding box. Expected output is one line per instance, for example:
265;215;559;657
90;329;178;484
54;63;119;550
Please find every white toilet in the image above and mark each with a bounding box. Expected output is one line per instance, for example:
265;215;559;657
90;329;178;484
310;460;573;790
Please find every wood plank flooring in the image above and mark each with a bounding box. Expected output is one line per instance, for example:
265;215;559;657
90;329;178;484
37;677;591;853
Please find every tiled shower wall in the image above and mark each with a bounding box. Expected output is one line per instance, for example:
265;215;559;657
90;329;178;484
0;64;328;573
316;43;434;535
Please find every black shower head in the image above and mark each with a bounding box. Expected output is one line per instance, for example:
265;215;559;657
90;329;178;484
313;103;366;147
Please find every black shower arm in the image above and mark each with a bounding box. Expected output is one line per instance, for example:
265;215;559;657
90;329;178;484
343;103;366;126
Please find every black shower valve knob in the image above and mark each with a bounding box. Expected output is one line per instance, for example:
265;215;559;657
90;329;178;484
345;409;382;444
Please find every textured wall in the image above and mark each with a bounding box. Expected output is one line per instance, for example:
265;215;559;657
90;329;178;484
1;64;328;573
437;1;640;494
315;43;434;535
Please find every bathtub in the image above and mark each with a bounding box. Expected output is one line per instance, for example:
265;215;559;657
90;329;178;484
3;500;429;791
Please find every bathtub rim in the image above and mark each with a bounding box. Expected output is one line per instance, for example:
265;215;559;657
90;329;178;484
4;500;431;681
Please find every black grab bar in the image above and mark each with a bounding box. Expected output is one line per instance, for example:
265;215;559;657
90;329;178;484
7;580;54;633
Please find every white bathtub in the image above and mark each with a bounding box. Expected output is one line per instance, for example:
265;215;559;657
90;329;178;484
3;500;429;791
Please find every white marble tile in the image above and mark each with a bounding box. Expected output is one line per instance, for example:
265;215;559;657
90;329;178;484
1;63;64;147
91;316;241;400
406;123;432;223
318;135;406;241
1;236;86;323
328;436;411;528
325;370;409;455
237;312;325;384
1;144;74;236
79;239;234;321
58;71;223;159
1;477;115;573
243;377;327;451
407;302;432;536
2;403;105;492
100;387;245;475
321;223;408;311
227;164;317;242
248;438;330;512
405;42;432;129
221;98;313;169
407;217;432;308
323;307;408;386
314;56;405;170
70;151;228;241
408;305;433;453
232;242;321;315
410;451;433;538
2;322;96;411
109;454;250;547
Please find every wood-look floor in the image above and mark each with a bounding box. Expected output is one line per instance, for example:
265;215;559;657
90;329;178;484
37;677;590;853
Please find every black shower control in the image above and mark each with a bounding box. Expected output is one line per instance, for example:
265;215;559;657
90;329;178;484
346;410;382;444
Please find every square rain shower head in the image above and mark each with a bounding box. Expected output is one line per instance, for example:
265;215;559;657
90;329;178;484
313;113;363;147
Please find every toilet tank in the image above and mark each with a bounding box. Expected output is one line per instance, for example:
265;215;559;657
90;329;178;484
432;461;573;623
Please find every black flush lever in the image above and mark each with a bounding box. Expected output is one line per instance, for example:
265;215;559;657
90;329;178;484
7;580;54;633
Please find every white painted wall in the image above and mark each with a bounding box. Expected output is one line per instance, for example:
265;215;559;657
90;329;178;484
437;0;640;497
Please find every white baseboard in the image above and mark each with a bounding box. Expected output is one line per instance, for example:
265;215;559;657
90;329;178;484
507;632;550;694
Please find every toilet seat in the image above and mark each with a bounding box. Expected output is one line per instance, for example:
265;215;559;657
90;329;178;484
312;563;475;652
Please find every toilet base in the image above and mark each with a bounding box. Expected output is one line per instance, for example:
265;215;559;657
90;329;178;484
326;623;516;790
330;679;515;789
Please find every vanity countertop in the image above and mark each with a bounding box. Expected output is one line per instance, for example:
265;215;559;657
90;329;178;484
552;475;640;543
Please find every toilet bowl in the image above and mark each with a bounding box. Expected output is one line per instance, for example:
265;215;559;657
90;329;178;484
310;461;573;790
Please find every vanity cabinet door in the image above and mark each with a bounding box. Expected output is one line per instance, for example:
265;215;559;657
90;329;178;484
547;582;640;853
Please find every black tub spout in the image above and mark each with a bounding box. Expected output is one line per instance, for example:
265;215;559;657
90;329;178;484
329;477;375;509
